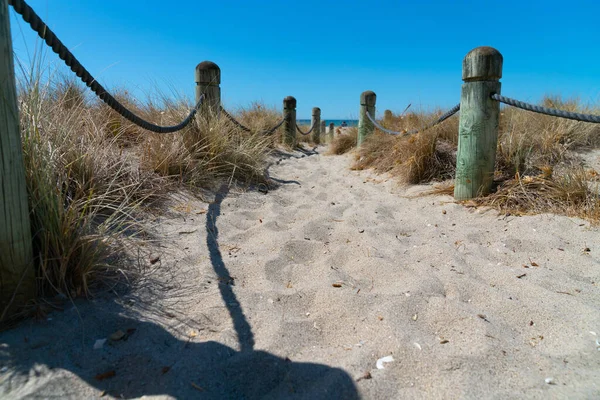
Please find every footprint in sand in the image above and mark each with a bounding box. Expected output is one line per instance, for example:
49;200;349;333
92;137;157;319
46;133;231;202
263;240;320;284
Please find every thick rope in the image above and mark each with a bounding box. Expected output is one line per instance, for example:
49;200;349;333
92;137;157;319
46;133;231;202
365;111;404;135
296;122;316;136
220;107;285;135
366;103;460;136
492;94;600;123
9;0;201;133
221;107;252;132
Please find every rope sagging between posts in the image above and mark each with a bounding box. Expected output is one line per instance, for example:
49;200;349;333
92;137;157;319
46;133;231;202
491;94;600;124
9;0;201;134
296;122;316;136
220;107;285;135
366;103;461;136
365;111;404;135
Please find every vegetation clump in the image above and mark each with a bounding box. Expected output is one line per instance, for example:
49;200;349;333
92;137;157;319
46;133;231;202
353;99;600;222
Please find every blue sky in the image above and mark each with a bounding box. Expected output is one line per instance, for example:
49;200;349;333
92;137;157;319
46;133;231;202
9;0;600;119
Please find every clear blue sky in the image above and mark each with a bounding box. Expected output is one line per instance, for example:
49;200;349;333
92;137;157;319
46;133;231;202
9;0;600;119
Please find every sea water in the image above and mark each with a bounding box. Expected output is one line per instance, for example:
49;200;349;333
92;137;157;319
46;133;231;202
296;119;358;127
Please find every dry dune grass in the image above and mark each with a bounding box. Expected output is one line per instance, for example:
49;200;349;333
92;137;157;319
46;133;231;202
12;60;282;308
354;111;459;184
328;127;358;155
356;98;600;221
236;101;282;134
470;169;600;220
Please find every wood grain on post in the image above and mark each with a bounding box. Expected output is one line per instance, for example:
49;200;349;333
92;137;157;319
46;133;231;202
312;107;321;145
329;122;334;140
283;96;297;148
0;0;35;321
454;47;503;200
358;91;376;147
195;61;221;116
320;121;326;141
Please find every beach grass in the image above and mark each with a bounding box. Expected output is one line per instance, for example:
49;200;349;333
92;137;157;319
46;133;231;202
328;127;358;155
12;59;282;307
355;98;600;222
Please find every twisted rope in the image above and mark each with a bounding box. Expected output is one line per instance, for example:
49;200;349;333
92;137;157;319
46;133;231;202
366;103;460;136
296;122;316;136
9;0;201;133
492;94;600;123
220;107;285;135
365;111;404;135
221;107;252;132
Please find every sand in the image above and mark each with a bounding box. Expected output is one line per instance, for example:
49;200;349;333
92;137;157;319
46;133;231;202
1;144;599;399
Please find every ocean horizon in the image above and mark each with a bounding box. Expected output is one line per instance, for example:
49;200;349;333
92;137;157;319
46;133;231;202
297;119;358;127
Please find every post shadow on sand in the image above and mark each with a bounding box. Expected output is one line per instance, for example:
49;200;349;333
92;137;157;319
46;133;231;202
0;184;359;399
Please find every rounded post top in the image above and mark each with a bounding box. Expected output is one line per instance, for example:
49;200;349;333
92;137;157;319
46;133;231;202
283;96;297;109
312;107;321;115
462;47;503;82
195;61;221;84
360;91;377;106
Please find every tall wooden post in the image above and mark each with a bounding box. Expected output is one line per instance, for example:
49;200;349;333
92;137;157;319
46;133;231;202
311;107;321;145
320;120;326;141
283;96;297;148
329;122;334;140
195;61;221;116
358;91;376;147
1;0;35;321
454;47;503;200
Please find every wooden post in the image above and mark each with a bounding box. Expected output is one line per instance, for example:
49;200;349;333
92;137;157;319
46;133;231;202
0;0;35;321
320;120;326;141
454;47;503;200
195;61;221;116
358;91;376;147
311;107;321;145
283;96;297;148
329;122;334;140
383;109;393;126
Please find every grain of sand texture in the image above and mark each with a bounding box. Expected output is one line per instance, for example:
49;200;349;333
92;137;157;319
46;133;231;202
1;145;600;399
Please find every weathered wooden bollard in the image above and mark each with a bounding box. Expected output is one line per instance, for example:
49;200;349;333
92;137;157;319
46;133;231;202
454;47;503;200
329;122;334;139
358;91;376;147
312;107;321;145
383;109;393;126
283;96;297;148
195;61;221;116
1;0;35;321
320;121;326;141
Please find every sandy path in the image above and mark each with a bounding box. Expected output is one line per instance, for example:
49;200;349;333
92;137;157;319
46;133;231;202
1;145;599;399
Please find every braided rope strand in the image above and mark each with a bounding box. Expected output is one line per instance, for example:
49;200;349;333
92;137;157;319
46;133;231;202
220;107;252;132
296;122;316;136
492;94;600;124
365;111;403;135
220;107;285;135
9;0;201;133
406;103;460;135
367;103;460;137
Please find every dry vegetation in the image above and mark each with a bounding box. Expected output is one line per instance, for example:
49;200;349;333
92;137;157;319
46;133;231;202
16;64;284;304
328;127;358;155
353;99;600;222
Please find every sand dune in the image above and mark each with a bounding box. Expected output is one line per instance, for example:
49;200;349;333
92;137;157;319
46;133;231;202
1;145;599;399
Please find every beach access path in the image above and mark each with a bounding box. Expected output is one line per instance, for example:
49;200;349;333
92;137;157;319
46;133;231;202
1;144;599;399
